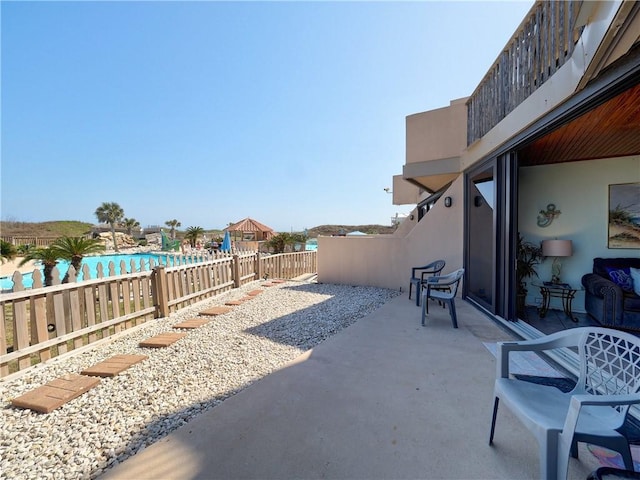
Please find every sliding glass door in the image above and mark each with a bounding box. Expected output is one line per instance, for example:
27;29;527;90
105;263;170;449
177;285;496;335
465;154;518;319
466;163;496;312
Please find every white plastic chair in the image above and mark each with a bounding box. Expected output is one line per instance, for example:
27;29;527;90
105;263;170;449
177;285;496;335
489;327;640;480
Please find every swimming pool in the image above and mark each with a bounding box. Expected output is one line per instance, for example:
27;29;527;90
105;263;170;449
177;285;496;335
0;253;203;290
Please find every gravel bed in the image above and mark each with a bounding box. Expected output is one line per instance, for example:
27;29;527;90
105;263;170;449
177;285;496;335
0;280;399;480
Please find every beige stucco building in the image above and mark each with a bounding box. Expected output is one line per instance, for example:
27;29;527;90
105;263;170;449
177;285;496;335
318;0;640;328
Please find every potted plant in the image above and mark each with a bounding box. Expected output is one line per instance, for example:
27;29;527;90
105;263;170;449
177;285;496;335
516;233;543;316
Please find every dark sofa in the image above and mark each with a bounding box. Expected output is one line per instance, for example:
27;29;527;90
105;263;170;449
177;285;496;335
582;257;640;330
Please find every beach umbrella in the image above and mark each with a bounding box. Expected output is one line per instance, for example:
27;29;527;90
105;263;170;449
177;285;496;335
221;231;232;252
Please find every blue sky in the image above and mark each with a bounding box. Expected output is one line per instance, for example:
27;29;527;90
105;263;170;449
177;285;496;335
1;1;533;232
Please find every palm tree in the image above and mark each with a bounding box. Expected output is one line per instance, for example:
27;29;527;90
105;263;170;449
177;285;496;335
165;219;181;240
1;240;17;264
266;232;293;254
95;202;124;252
184;226;205;247
18;247;60;287
122;218;140;236
51;236;105;283
16;244;34;255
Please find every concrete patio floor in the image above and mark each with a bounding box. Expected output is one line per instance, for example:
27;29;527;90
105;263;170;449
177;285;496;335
101;294;602;480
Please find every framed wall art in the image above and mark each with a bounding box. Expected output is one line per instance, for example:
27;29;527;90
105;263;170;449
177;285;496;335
608;182;640;249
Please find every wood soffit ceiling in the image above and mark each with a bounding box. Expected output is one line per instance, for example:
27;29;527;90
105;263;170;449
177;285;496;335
518;82;640;167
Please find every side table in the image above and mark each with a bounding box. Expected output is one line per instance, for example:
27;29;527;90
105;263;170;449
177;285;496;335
533;281;582;323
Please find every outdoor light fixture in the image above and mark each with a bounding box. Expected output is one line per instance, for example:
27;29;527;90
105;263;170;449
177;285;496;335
383;187;392;194
542;239;573;284
444;196;452;208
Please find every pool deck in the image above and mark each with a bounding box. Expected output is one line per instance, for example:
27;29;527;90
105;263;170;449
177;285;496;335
0;257;38;277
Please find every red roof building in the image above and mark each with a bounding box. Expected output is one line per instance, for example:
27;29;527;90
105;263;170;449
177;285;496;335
225;217;275;242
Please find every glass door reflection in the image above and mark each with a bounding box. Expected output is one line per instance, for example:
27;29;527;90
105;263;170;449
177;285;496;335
467;165;495;312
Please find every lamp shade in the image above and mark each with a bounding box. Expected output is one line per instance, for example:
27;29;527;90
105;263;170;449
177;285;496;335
542;239;573;257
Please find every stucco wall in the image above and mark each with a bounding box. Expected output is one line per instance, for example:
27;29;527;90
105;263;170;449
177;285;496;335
392;174;421;205
317;176;464;291
405;98;467;165
518;155;640;311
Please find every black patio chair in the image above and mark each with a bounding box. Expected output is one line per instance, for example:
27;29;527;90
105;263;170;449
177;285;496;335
421;268;465;328
408;259;446;306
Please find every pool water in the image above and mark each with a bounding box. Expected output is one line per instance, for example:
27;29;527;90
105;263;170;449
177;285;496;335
0;253;201;290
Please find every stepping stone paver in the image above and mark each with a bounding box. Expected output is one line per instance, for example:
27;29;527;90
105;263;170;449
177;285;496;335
247;290;263;296
139;332;187;348
173;318;211;329
239;296;254;302
225;300;243;306
11;374;101;413
271;279;286;284
200;306;233;316
81;354;148;378
262;283;275;287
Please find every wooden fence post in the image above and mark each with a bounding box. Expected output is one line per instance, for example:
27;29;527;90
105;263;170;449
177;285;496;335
152;265;169;318
233;254;241;288
255;251;262;281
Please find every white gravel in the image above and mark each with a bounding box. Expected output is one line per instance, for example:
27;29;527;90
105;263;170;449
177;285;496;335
0;280;400;480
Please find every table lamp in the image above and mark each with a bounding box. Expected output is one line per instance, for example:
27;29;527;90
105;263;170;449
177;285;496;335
542;239;573;284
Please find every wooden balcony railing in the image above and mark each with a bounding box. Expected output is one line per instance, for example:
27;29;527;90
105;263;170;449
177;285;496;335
466;0;583;145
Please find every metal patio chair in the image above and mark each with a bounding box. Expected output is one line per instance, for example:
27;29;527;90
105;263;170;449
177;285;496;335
420;268;464;328
489;327;640;480
408;259;445;306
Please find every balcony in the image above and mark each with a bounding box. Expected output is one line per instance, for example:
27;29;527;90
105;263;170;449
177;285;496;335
402;98;467;194
466;1;583;145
